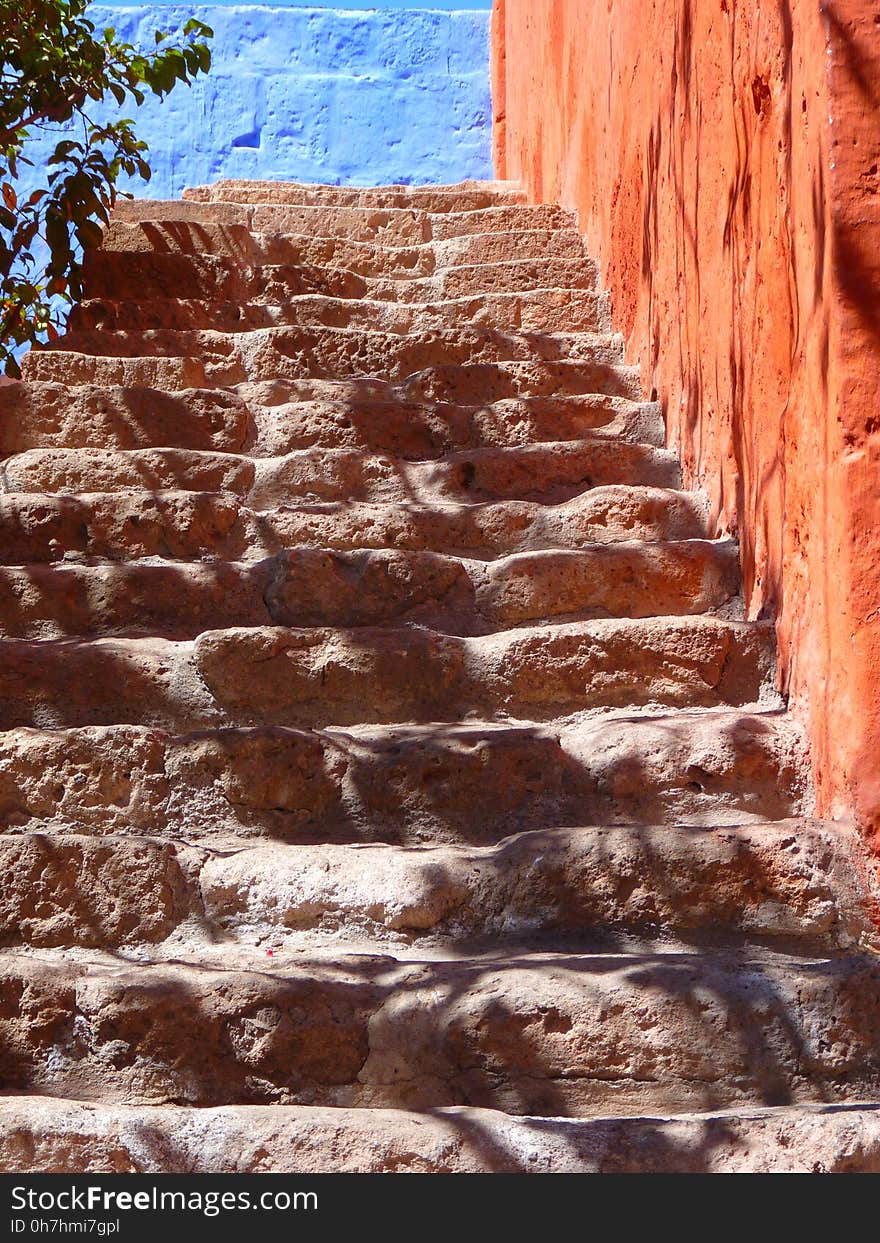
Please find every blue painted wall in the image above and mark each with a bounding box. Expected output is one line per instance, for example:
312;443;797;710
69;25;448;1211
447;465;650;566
21;6;493;196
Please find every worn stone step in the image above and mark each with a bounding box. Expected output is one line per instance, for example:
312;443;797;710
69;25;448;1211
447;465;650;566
0;820;868;952
6;1097;880;1173
0;541;740;640
70;285;611;336
0;382;251;456
182;178;527;212
2;441;678;506
112;197;577;244
49;323;618;372
0;616;777;731
0;487;707;565
196;820;869;948
79;251;598;305
102;221;588;275
1;381;656;458
2;947;880;1114
31;325;627;392
0;709;809;840
20;344;637;395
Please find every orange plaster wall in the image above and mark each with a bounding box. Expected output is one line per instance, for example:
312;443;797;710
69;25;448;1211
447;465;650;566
493;0;880;842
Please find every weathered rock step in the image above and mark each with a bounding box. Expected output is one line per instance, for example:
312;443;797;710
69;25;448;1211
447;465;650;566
47;323;619;372
39;327;625;392
0;487;709;564
4;1098;879;1173
0;616;777;731
3;947;880;1114
0;821;864;951
1;381;656;458
21;346;639;397
0;709;810;841
2;442;679;507
182;178;527;212
0;541;740;641
71;285;611;336
113;197;577;244
101;221;588;274
80;251;598;306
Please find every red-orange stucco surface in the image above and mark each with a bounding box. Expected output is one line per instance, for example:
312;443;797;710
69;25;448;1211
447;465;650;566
493;0;880;841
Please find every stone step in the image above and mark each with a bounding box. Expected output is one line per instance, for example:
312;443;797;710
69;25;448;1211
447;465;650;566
1;382;655;458
1;441;680;506
101;221;588;273
0;541;740;640
0;487;708;565
0;616;777;731
70;285;611;336
79;251;598;305
2;947;880;1114
182;178;527;212
0;709;809;840
112;197;577;244
3;1097;880;1173
0;820;868;952
21;346;638;396
42;325;623;378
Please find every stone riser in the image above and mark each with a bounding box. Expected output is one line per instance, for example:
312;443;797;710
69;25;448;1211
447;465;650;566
2;441;679;509
0;541;739;640
2;950;880;1115
1;383;656;458
100;222;589;274
0;821;867;952
77;253;598;306
181;180;527;212
3;1098;880;1173
24;344;633;396
70;287;611;336
0;617;777;731
0;487;708;564
0;710;809;841
112;198;577;244
46;324;617;366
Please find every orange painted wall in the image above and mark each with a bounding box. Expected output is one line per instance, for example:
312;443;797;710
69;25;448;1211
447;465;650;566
493;0;880;841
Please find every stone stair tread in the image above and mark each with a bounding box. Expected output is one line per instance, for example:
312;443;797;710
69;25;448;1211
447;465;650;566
111;197;580;243
79;252;600;306
2;944;880;1115
2;381;659;457
20;348;635;395
45;324;619;362
71;285;611;336
182;179;527;210
1;440;679;506
100;221;589;272
0;615;779;730
0;539;741;640
0;487;710;562
3;1097;879;1172
0;819;869;953
0;706;810;839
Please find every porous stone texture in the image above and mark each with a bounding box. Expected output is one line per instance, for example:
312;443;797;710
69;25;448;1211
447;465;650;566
492;0;880;846
1;178;879;1172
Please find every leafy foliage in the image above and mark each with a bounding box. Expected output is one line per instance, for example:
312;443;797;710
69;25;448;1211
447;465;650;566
0;0;212;375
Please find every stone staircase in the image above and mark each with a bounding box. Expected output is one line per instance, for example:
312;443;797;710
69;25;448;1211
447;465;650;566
1;178;880;1173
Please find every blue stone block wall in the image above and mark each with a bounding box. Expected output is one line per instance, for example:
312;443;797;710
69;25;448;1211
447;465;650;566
21;5;493;197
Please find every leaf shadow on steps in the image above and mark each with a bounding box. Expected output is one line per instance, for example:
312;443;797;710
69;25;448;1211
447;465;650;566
1;948;874;1138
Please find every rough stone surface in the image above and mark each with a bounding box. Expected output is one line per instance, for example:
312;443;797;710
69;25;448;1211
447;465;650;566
492;0;880;844
7;1098;880;1174
2;178;878;1172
